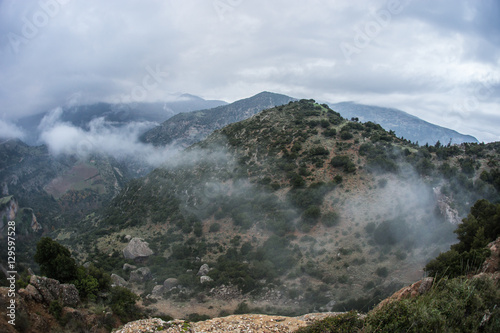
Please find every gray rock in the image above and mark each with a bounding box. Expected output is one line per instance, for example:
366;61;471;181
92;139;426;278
19;284;42;303
200;276;213;284
130;267;152;283
151;285;164;298
418;277;434;295
26;275;80;307
197;264;210;276
122;238;154;260
60;284;80;307
163;278;179;290
111;273;128;287
123;263;137;271
29;275;60;304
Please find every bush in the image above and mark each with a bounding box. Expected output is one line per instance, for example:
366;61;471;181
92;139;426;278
49;300;63;320
376;267;389;278
34;238;78;283
110;286;141;322
425;199;500;279
322;211;340;227
330;155;356;173
365;276;500;332
340;131;354;140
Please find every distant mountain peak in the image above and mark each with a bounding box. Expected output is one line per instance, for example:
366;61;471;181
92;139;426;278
330;102;478;145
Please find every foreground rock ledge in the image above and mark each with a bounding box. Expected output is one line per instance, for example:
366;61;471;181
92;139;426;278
113;313;344;333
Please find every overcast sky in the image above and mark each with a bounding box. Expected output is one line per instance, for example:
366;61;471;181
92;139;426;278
0;0;499;142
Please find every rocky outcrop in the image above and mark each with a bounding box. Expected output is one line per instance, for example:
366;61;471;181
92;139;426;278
111;273;128;287
19;275;81;307
197;263;210;276
123;263;137;271
0;195;18;230
1;275;114;332
200;275;213;284
151;285;164;298
129;267;152;283
163;278;179;290
374;277;434;310
122;238;154;260
474;237;500;283
114;313;342;333
30;209;42;232
433;186;461;225
209;284;241;300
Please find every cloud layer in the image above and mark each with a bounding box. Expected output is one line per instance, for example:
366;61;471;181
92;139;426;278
38;107;179;167
1;0;499;142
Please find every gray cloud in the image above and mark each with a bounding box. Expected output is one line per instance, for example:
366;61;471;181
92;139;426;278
38;108;179;167
0;119;25;139
0;0;499;142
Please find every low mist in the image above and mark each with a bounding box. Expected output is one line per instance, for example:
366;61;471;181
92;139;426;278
38;107;180;168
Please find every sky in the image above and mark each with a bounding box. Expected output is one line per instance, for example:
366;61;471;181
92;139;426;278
0;0;499;142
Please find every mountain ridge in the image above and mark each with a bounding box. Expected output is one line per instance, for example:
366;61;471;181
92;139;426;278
330;101;478;145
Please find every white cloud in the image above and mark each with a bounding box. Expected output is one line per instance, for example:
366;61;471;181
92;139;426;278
0;119;25;139
0;0;499;142
39;114;178;167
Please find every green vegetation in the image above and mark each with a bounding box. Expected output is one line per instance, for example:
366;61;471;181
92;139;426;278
425;199;500;279
299;275;499;332
33;237;140;323
364;276;500;332
29;99;499;320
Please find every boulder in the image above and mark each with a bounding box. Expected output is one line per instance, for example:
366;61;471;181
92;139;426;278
29;275;60;304
122;238;154;260
123;263;137;271
19;284;42;303
200;276;213;284
163;278;179;290
130;267;152;283
197;264;210;276
151;285;164;298
25;275;80;307
111;273;128;287
60;284;80;307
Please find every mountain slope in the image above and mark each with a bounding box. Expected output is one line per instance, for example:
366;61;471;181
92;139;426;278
0;139;131;231
68;99;500;317
140;91;296;147
331;102;478;145
16;95;227;145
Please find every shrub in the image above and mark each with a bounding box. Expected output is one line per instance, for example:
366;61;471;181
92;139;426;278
330;155;356;173
340;131;354;140
34;237;78;283
49;300;63;320
110;286;141;322
365;276;500;332
322;211;340;227
425;199;500;279
376;267;388;278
